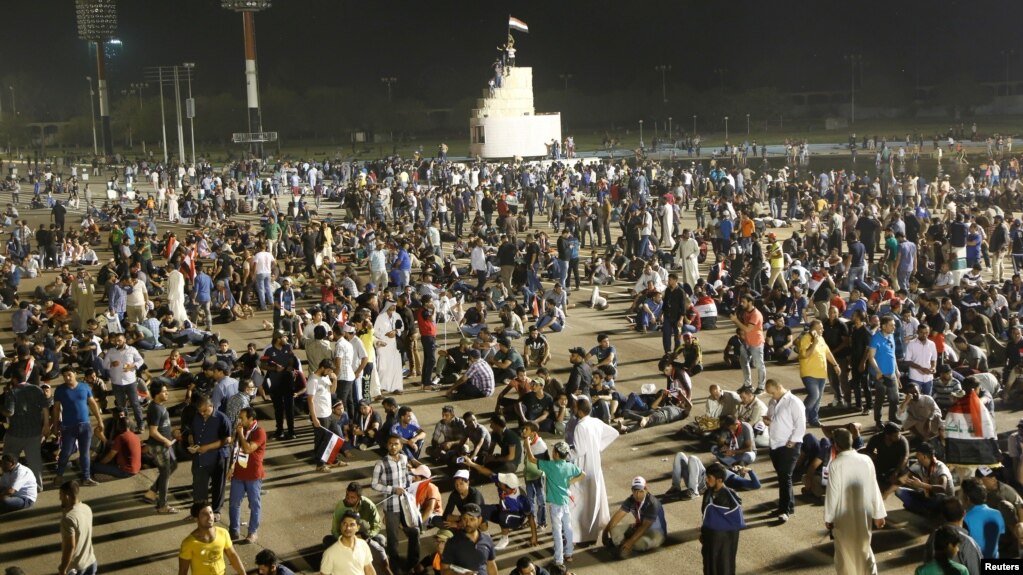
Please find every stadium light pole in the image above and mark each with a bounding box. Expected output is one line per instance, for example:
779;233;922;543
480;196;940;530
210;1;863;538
638;119;644;149
693;115;697;135
183;62;196;165
655;64;671;103
844;53;862;125
746;113;750;135
86;76;98;155
76;0;118;157
222;0;271;158
724;116;729;141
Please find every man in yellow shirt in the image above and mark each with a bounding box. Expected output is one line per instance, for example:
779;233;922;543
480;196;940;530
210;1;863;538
797;320;842;427
179;502;246;575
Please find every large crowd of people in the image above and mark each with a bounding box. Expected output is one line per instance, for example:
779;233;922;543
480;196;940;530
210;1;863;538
0;138;1022;575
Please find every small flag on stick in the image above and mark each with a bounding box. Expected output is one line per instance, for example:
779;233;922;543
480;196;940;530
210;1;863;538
320;431;345;464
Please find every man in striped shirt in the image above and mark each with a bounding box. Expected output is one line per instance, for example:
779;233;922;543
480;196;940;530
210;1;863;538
372;435;420;573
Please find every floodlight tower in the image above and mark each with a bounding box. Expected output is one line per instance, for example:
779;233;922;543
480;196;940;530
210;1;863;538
222;0;271;157
76;0;118;157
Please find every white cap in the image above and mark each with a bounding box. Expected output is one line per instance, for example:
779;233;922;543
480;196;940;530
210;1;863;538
453;469;470;481
497;473;520;489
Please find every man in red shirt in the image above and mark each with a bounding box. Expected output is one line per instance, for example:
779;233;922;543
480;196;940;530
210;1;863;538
416;295;438;387
229;407;266;543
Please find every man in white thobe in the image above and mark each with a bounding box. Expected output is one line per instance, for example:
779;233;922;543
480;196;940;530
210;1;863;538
678;229;700;287
566;397;619;544
659;200;676;250
824;428;887;575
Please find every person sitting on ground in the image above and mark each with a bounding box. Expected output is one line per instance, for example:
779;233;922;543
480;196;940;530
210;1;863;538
917;524;972;575
735;386;769;447
665;453;761;501
897;383;943;442
672;333;703;376
480;473;538;550
92;409;142;479
439;469;486;529
860;421;910;499
722;328;743;369
436;337;474;385
0;454;37;514
463;415;520;479
711;414;757;468
351;400;382;452
427;405;466;465
600;476;667;558
895;442;955;516
923;498;983;575
255;549;297;575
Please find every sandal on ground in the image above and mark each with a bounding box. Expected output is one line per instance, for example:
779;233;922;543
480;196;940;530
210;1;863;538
156;506;179;514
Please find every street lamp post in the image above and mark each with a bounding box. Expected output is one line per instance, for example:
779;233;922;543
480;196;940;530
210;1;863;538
844;53;862;125
183;62;196;165
380;76;397;102
559;73;572;93
693;115;697;135
8;87;15;117
639;119;644;149
724;116;729;141
668;116;673;140
173;66;185;164
746;113;750;135
86;77;98;155
655;64;671;103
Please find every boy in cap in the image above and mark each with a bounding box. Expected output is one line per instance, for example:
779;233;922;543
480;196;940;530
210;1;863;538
479;472;538;550
524;441;584;570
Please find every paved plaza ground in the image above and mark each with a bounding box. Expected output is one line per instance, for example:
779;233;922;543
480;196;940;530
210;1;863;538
0;168;1018;575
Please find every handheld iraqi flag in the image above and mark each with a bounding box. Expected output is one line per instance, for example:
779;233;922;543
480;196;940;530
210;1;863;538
320;431;345;465
508;16;529;33
943;391;999;465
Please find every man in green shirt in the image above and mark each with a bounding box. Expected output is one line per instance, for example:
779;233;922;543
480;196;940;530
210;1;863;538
325;481;390;575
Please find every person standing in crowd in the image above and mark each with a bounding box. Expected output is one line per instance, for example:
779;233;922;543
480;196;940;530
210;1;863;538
372;435;420;573
102;332;146;432
58;480;97;575
143;381;179;514
228;407;266;544
2;374;49;490
824;427;887;575
568;396;619;544
264;331;298;440
867;316;900;429
731;294;766;393
179;501;246;575
53;366;104;487
797;319;842;427
700;462;745;575
764;379;805;523
186;394;232;520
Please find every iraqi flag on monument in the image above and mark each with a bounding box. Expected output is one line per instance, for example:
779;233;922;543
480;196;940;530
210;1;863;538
509;16;529;33
320;431;345;465
942;391;999;465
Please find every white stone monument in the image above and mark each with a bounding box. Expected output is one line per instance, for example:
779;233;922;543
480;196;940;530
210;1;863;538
469;65;562;159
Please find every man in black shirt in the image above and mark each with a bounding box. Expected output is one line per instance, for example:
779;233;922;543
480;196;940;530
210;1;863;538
848;309;872;413
520;379;555;432
661;274;687;355
497;235;518;292
565;347;592;403
437;338;473;384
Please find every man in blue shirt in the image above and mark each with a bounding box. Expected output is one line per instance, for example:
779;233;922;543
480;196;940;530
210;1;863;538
192;261;215;331
867;316;899;429
390;406;426;460
962;477;1005;559
187;394;232;516
845;234;867;292
53;366;104;486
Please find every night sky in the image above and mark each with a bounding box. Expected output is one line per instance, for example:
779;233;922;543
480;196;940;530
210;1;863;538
4;0;1023;118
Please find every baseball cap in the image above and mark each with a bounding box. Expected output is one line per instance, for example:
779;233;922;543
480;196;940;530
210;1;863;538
879;279;889;287
453;469;471;481
568;346;586;356
530;378;545;387
497;473;520;489
528;325;538;332
468;349;482;359
436;529;454;541
497;337;511;347
412;464;432;479
463;503;483;517
937;364;952;375
882;421;902;434
460;337;473;345
631;476;647;490
365;282;376;290
212;360;229;372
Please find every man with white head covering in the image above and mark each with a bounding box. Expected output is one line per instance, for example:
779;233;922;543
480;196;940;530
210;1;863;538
373;300;404;395
567;396;619;545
